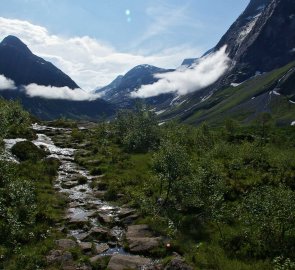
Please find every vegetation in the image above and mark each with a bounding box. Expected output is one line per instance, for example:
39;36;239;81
74;107;295;269
0;99;66;269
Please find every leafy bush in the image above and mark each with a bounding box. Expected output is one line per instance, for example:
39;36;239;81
11;141;47;162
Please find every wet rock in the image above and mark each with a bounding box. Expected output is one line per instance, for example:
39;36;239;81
98;213;113;224
107;254;152;270
61;181;79;189
79;242;92;253
85;227;110;241
126;225;162;254
95;243;109;254
67;217;89;229
56;239;77;250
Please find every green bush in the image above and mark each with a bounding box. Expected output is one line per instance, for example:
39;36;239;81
11;141;47;162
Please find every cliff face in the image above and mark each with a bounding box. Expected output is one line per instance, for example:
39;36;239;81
216;0;295;82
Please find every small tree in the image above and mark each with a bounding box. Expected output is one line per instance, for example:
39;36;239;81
152;140;192;206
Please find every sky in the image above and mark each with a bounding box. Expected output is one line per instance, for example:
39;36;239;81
0;0;249;91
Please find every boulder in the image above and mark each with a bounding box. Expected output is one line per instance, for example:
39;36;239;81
126;225;162;254
95;243;109;254
107;254;152;270
164;255;193;270
79;242;92;253
98;213;114;224
56;239;76;250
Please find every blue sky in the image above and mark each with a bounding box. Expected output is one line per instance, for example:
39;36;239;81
0;0;249;90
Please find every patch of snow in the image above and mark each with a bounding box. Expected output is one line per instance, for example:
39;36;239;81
251;97;256;100
158;122;166;126
170;95;181;105
155;109;166;115
289;14;295;20
291;121;295;126
231;83;242;87
201;93;213;102
272;90;281;96
290;48;295;53
177;99;187;106
289;100;295;104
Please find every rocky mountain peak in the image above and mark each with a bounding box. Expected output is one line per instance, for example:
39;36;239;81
1;35;32;55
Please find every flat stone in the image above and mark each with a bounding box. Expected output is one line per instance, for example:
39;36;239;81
126;225;153;238
107;254;152;270
85;227;110;241
128;237;162;254
126;225;162;254
56;239;77;250
95;243;109;254
79;242;92;253
118;208;136;219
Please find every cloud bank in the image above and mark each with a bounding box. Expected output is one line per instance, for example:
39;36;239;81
0;17;202;91
0;74;16;90
24;84;101;101
131;46;230;98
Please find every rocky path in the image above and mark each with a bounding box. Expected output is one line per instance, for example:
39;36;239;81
4;124;192;270
31;124;163;270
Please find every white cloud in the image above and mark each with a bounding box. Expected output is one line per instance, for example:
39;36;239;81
0;74;16;90
24;84;101;101
131;46;230;98
0;17;202;91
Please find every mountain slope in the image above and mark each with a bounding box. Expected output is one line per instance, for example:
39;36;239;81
216;0;295;83
0;35;79;89
160;62;295;126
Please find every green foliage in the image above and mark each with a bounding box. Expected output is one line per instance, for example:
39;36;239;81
115;105;160;152
237;185;295;258
11;141;47;162
0;99;31;142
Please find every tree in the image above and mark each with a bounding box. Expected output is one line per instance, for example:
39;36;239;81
152;140;192;206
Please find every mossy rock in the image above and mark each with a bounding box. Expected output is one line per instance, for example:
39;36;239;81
11;141;47;162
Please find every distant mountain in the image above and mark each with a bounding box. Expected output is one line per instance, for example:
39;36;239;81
0;35;115;120
0;35;79;89
96;64;175;108
181;58;198;67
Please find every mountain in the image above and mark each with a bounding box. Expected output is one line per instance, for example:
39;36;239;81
216;0;295;83
155;0;295;125
96;64;175;108
0;35;115;120
0;35;79;89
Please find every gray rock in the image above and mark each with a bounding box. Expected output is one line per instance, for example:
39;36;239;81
79;242;92;253
98;213;113;224
107;254;152;270
164;255;193;270
126;225;162;254
95;243;109;254
56;239;76;250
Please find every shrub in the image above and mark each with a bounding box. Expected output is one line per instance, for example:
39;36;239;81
11;141;47;162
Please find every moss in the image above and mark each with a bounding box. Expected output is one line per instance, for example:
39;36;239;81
11;141;47;162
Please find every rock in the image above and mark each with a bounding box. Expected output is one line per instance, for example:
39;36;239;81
46;250;63;264
79;242;92;253
98;213;113;224
107;254;152;270
164;255;193;270
128;237;162;253
118;208;136;219
61;181;79;189
126;225;153;238
126;225;162;254
121;214;139;225
95;243;109;254
85;227;110;241
56;239;76;250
